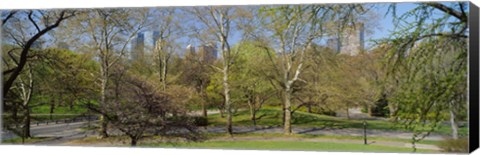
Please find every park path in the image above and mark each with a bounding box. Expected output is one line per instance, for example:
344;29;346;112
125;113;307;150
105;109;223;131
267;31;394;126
199;125;446;141
210;136;440;151
2;108;446;150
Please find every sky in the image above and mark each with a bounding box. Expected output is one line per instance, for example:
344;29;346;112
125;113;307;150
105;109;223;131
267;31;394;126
2;2;464;56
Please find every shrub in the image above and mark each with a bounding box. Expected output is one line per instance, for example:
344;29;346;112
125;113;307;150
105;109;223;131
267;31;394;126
316;108;336;116
437;137;468;153
191;116;208;126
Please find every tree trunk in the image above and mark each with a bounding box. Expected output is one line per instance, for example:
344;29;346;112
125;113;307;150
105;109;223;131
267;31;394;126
346;103;350;120
307;104;312;113
201;87;208;117
367;105;372;117
223;67;233;136
202;102;208;117
49;100;55;120
282;100;285;127
161;57;168;91
130;138;137;146
388;102;396;119
99;66;109;138
449;101;459;139
252;112;257;128
284;86;292;135
248;99;256;128
219;107;224;118
23;108;31;138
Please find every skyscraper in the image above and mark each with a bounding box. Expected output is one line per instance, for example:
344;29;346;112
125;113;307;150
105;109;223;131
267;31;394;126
327;23;365;56
198;43;217;63
185;43;218;63
130;31;161;60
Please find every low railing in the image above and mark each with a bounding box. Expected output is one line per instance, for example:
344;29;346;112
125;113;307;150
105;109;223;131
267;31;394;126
30;115;100;126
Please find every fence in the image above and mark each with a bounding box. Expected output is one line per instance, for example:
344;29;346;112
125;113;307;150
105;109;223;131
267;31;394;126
30;115;100;126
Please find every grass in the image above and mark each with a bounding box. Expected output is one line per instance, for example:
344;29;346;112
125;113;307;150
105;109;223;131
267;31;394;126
206;108;468;136
144;140;435;153
1;137;55;144
68;134;436;153
203;132;441;146
64;130;444;153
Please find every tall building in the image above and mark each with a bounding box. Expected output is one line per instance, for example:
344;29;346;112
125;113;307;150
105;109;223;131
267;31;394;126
130;31;161;60
185;43;218;63
198;43;218;63
327;23;365;56
186;44;196;56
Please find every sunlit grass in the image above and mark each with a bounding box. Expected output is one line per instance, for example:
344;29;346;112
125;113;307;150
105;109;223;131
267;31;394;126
206;107;468;136
144;140;436;153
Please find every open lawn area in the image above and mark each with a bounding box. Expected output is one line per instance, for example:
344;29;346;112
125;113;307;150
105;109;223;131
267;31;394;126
64;133;441;153
206;108;468;136
144;140;435;153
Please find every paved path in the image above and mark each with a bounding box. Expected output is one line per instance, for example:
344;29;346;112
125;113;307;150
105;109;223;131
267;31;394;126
1;121;98;144
199;125;446;141
1;108;446;150
210;136;440;150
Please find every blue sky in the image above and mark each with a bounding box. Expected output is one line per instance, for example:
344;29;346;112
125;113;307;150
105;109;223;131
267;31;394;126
2;2;463;55
365;3;418;49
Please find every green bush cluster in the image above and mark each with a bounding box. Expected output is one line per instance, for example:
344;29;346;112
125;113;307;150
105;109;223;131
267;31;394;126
437;137;468;153
192;116;209;126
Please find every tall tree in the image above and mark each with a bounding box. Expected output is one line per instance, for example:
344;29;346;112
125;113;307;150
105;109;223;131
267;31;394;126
230;41;276;128
190;6;241;136
71;9;149;138
2;10;75;99
259;4;366;134
383;2;468;151
150;8;183;91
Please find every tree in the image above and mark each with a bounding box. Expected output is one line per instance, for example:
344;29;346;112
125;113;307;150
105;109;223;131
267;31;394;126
89;72;202;146
150;8;183;91
258;4;366;134
299;45;339;115
231;41;276;128
179;46;217;118
2;10;75;102
70;9;149;138
2;47;98;142
383;2;468;151
189;6;242;136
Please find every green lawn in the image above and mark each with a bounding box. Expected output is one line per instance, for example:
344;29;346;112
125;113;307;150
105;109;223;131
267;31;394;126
204;132;441;145
144;140;435;153
1;137;55;144
207;108;468;136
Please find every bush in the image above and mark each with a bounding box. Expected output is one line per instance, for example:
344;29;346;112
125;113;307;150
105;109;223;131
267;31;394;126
191;116;208;126
314;108;336;116
437;137;468;153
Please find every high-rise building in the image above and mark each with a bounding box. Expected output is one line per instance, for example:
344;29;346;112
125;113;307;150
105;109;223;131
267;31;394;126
130;31;161;60
186;44;196;55
185;43;218;63
327;23;365;56
198;43;217;63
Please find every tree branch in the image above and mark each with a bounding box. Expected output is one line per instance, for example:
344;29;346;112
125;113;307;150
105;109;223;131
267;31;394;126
424;2;467;23
2;11;17;26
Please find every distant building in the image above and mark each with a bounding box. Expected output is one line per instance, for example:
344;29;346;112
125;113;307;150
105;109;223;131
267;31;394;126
185;43;218;63
130;31;161;60
198;43;217;63
56;42;70;50
327;23;365;56
186;44;196;56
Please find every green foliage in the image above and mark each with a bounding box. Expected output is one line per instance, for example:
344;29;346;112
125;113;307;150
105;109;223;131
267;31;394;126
192;116;209;126
437;137;468;153
382;3;468;151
